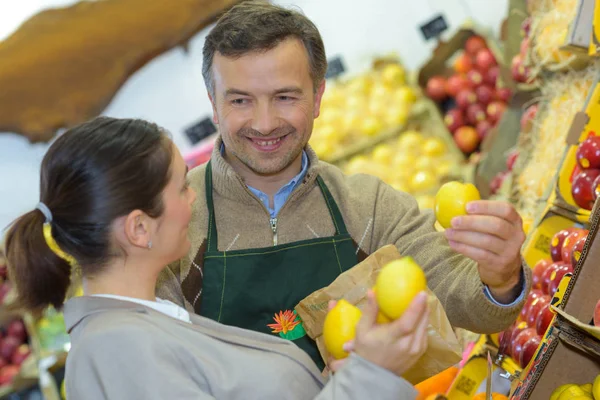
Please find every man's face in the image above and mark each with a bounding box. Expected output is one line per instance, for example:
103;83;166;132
210;37;325;176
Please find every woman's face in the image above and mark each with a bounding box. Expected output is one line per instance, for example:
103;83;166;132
153;144;196;265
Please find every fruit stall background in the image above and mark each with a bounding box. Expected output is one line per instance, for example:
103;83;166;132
0;0;508;231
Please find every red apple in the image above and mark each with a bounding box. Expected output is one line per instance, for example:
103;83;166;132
521;17;531;37
487;101;507;124
475;85;495;106
532;259;552;289
511;328;537;362
527;296;551;327
456;89;478;109
519;335;542;368
576;136;600;170
594;299;600;327
561;230;589;263
536;304;554;336
467;69;484;88
454;53;474;74
484;66;500;87
426;76;447;101
520;104;538;134
511;54;532;83
454;126;480;154
502;321;528;357
11;344;30;366
0;365;19;386
541;263;563;295
550;229;576;262
444;109;465;133
476;120;493;141
465;35;487;56
446;75;470;98
6;320;27;344
495;87;512;103
547;263;572;297
475;48;497;71
467;104;487;125
506;150;519;171
570;236;587;269
520;290;543;321
593;175;600;201
0;337;20;361
572;170;600;210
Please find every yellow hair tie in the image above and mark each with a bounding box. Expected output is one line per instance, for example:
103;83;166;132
42;222;77;267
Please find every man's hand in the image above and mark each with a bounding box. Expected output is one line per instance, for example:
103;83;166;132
444;200;525;303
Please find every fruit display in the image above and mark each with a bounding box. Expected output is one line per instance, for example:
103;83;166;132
310;60;419;162
423;35;510;155
0;319;32;387
434;181;481;229
341;130;462;210
513;69;596;221
572;136;600;210
550;375;600;400
323;256;427;359
35;307;70;354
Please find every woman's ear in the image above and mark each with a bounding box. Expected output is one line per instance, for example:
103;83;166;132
122;210;153;249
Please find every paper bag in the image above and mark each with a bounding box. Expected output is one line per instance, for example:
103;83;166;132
295;245;463;384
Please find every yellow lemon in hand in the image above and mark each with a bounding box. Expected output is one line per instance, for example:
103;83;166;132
434;181;481;229
556;385;587;400
323;299;362;359
374;256;427;320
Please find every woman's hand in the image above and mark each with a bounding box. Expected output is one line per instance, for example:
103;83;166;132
327;290;429;377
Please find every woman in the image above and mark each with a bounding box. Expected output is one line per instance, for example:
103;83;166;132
5;117;429;400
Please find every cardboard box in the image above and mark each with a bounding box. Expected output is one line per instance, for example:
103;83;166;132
564;0;596;53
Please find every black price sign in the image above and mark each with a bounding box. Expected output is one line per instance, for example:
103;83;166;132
185;117;217;145
325;56;346;80
419;14;449;41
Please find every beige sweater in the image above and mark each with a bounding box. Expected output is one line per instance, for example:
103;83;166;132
64;296;417;400
157;138;531;333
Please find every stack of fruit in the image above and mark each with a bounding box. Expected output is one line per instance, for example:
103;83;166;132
572;136;600;211
35;307;70;353
310;61;418;161
510;15;535;85
424;35;510;155
499;226;588;369
0;319;31;387
342;131;459;209
550;375;600;400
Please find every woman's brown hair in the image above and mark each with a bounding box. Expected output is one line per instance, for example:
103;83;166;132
4;117;173;313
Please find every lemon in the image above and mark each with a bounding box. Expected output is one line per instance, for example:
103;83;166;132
381;64;406;87
580;383;593;396
422;137;447;158
593;375;600;400
323;299;362;359
374;257;427;320
410;170;438;193
434;181;481;229
557;385;587;400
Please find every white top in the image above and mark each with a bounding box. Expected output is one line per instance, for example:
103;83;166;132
92;294;191;323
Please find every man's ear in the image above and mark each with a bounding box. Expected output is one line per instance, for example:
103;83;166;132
313;80;326;119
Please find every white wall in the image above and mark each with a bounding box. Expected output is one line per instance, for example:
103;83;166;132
0;0;508;229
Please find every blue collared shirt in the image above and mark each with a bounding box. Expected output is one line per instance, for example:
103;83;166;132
219;143;522;306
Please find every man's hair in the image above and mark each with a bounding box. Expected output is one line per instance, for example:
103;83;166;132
202;1;327;97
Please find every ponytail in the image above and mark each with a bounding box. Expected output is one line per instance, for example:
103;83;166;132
4;209;71;313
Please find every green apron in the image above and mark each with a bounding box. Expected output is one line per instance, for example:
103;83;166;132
199;161;359;370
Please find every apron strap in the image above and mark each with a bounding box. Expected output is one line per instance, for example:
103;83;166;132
316;176;349;236
205;162;349;251
205;161;219;252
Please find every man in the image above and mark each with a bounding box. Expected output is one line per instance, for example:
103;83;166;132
157;1;530;370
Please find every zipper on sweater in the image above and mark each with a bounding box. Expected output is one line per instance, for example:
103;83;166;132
270;218;278;246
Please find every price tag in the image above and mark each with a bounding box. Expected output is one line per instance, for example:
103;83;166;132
419;14;448;41
185;117;217;145
325;56;346;80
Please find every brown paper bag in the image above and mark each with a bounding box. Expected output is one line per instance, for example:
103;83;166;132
295;245;463;384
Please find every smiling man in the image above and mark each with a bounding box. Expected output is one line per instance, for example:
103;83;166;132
157;0;531;371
